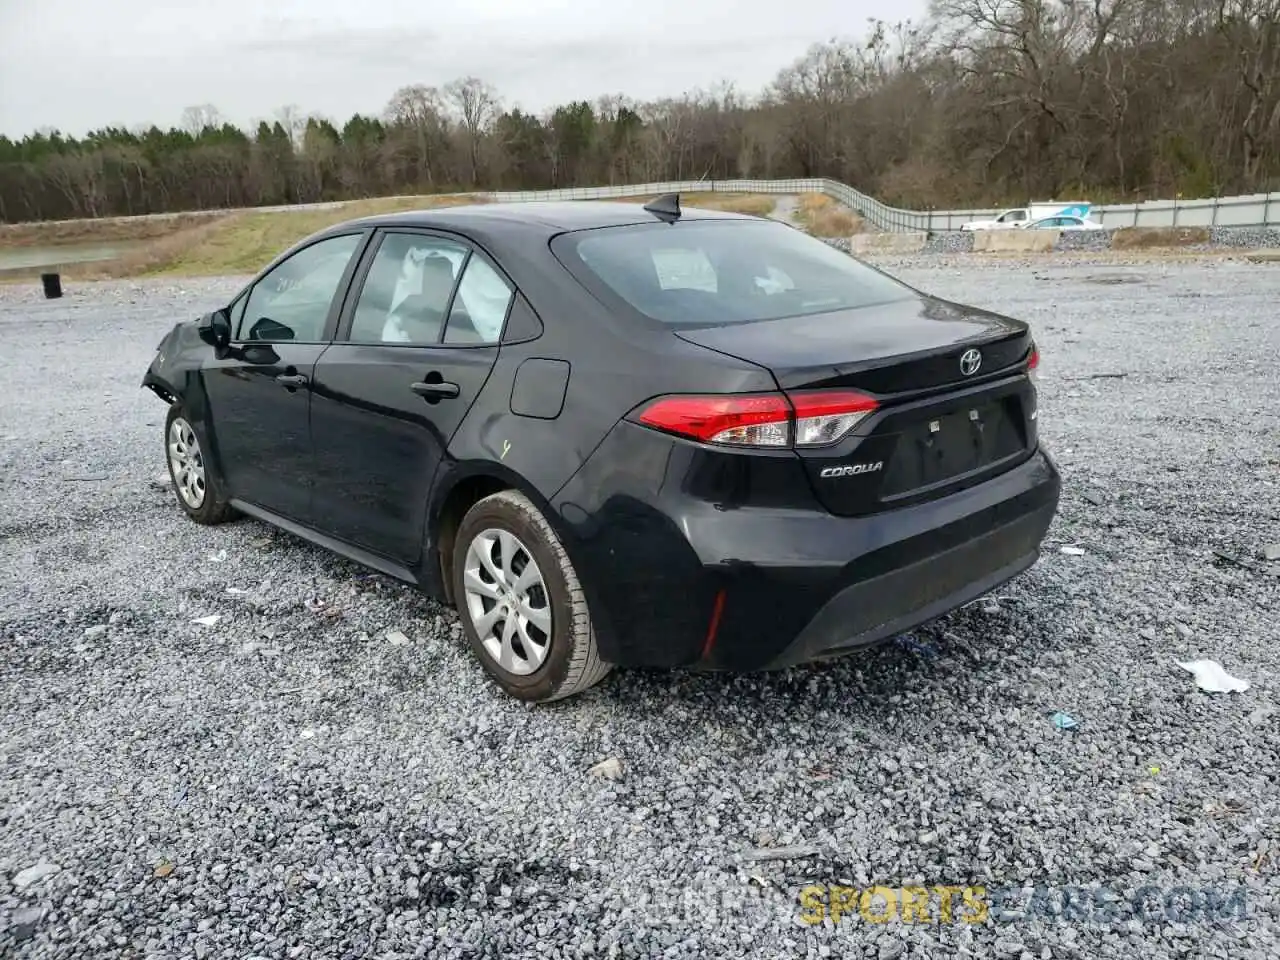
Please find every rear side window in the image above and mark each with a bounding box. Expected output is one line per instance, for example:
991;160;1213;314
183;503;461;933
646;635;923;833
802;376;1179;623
444;254;514;344
553;219;913;326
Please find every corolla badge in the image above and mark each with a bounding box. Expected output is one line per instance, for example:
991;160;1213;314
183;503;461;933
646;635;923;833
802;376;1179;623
820;462;883;478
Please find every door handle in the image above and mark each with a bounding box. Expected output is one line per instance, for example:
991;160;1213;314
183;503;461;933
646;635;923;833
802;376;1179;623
411;380;460;400
276;373;309;388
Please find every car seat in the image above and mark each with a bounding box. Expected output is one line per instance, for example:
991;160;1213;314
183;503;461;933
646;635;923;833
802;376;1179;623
382;255;456;344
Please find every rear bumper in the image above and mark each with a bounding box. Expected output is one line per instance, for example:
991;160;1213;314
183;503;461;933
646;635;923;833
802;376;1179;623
761;497;1052;668
552;422;1060;671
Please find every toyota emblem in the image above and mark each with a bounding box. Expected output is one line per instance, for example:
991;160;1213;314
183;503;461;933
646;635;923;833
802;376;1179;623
959;348;982;376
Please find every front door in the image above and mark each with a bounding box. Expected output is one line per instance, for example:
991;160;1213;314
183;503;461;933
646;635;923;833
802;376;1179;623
202;232;366;521
309;229;512;563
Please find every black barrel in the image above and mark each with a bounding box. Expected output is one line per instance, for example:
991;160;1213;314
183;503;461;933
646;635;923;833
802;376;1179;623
41;272;63;299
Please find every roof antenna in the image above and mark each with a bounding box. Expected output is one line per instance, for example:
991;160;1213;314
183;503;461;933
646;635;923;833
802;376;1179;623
643;193;681;224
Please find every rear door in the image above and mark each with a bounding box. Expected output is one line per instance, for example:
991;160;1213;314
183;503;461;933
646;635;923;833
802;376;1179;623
308;228;512;563
202;232;365;520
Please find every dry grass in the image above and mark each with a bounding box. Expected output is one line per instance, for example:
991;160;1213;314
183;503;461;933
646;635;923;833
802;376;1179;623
1108;226;1210;249
0;211;228;250
693;193;776;216
71;216;236;279
796;193;831;216
79;194;486;278
794;193;865;238
9;190;783;279
605;192;776;216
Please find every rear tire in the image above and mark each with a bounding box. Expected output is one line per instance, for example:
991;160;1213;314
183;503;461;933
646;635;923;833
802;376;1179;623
451;490;612;702
164;403;236;526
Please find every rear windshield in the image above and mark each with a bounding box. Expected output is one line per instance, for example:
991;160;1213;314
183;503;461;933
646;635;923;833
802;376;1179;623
553;218;914;326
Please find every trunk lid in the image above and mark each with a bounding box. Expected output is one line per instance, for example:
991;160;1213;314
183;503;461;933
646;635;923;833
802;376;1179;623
674;296;1039;516
672;296;1029;393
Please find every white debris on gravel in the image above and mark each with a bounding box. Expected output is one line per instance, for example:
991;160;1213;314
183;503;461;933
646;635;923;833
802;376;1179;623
588;756;624;781
1177;660;1252;694
10;863;60;891
1;268;1278;958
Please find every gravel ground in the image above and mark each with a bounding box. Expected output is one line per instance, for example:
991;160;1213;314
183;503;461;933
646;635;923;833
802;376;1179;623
1;261;1278;959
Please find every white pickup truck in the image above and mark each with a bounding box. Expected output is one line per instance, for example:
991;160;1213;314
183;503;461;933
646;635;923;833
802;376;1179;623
960;202;1092;231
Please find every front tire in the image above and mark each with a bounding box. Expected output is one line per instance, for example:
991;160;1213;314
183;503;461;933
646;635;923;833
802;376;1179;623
451;490;612;702
164;404;235;525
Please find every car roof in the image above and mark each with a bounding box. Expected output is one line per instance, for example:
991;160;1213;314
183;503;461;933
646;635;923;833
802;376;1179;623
328;200;759;239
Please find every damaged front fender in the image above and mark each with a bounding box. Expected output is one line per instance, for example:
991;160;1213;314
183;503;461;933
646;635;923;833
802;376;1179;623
141;320;203;405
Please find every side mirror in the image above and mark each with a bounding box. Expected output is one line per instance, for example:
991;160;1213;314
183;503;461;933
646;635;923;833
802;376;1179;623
197;309;232;350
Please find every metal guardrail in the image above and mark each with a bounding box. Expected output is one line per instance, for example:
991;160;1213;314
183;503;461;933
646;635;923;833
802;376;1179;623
7;178;1277;233
482;178;1280;233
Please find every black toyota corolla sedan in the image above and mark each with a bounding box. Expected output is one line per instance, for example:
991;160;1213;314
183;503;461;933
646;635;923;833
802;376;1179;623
142;195;1060;702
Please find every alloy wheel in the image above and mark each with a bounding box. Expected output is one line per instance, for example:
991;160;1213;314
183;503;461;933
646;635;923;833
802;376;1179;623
167;417;207;509
462;527;552;675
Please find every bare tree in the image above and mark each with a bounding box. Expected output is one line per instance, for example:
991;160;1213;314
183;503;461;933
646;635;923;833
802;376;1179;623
386;85;450;187
1214;0;1280;184
180;104;223;136
274;105;306;148
444;76;500;185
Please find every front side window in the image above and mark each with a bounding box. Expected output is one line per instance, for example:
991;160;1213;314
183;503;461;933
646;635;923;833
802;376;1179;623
238;233;362;342
553;219;913;327
349;233;468;345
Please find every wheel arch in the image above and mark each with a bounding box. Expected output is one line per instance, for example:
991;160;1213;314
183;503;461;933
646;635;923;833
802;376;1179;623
423;461;573;606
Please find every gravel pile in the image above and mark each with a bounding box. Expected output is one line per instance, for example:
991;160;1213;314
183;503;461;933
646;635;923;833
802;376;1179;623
1054;230;1114;253
1207;226;1280;249
2;265;1278;959
923;232;973;255
841;225;1280;257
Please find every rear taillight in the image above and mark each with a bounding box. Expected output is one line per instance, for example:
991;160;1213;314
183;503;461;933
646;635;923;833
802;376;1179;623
790;390;879;447
635;393;791;446
631;389;879;449
1027;344;1040;386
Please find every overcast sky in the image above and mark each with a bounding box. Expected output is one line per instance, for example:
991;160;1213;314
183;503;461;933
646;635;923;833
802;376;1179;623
0;0;921;138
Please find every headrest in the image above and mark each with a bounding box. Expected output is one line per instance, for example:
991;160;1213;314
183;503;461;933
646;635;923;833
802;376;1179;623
418;256;456;293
